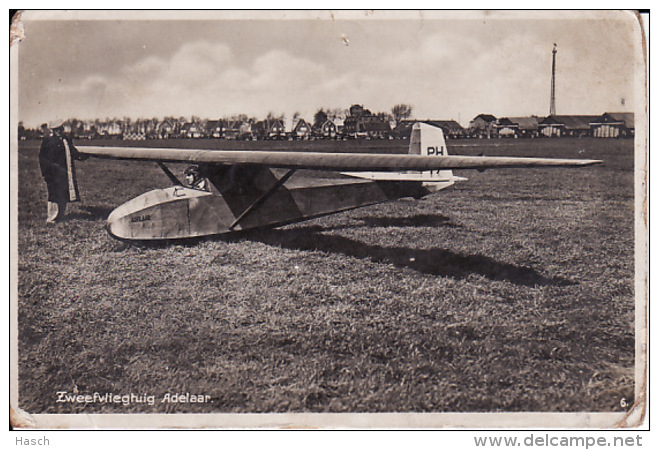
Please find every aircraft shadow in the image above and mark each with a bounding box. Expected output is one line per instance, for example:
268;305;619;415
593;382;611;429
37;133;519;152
246;226;573;287
353;213;462;229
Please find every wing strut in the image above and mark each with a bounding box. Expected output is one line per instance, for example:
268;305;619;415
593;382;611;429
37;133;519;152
157;162;183;186
229;169;297;230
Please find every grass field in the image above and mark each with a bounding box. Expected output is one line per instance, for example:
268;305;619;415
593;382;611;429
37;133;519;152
16;137;636;415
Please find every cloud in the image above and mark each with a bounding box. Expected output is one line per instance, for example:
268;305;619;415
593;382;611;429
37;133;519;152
20;18;638;128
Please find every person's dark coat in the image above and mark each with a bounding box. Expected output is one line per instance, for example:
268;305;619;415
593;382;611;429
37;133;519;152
39;134;84;203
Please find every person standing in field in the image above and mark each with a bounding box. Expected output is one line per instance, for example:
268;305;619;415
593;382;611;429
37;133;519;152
39;120;87;223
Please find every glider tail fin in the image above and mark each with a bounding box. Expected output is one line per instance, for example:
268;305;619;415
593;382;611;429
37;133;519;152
409;122;466;187
409;122;448;157
410;122;454;181
341;122;466;186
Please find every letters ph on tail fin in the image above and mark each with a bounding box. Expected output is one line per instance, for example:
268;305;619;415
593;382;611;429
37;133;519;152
409;122;448;157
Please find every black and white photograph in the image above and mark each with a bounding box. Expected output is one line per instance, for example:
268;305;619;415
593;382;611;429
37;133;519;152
10;10;647;429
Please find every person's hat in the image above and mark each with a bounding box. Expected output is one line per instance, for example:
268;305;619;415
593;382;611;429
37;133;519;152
185;165;201;176
48;119;65;130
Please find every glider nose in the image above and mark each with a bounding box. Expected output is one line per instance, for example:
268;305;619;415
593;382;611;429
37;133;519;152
106;212;129;240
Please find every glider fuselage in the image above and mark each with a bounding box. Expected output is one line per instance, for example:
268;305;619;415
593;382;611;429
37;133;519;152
106;173;454;241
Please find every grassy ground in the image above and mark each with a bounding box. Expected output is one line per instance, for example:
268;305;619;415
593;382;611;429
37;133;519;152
16;137;635;414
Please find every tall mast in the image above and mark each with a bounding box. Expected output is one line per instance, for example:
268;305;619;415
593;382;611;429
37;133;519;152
550;43;557;116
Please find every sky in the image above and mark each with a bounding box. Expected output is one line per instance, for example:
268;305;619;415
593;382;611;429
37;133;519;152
16;11;642;128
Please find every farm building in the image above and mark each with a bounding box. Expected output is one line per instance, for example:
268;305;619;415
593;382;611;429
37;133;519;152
590;112;635;138
538;115;600;138
469;114;498;138
292;119;312;140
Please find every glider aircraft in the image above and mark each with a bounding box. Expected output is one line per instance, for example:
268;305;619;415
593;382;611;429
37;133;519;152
78;123;601;241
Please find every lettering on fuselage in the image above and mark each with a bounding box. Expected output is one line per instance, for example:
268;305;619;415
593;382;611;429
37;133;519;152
426;146;445;156
130;214;151;223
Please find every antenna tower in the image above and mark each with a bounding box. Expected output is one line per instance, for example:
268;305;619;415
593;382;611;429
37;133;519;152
550;43;557;116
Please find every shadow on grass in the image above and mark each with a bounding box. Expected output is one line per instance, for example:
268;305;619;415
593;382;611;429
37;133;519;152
247;225;574;287
352;213;461;229
67;205;114;221
109;212;572;287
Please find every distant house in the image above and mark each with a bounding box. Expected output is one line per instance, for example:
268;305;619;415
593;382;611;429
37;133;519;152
181;121;205;138
421;120;464;139
157;119;177;139
361;118;391;138
223;120;242;140
538;115;600;138
343;105;391;138
62;119;86;138
238;121;253;140
78;121;99;139
96;120;123;139
394;119;464;139
292;119;312;140
469;114;498;138
590;112;634;138
267;119;286;140
319;119;337;138
206;120;227;138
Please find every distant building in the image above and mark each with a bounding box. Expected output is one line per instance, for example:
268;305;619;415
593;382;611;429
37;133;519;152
506;116;541;138
496;116;541;138
267;119;286;140
394;119;464;139
422;120;464;139
469;114;498;138
319;119;338;138
97;120;123;139
343;104;391;138
251;119;285;140
238;121;253;140
495;118;519;137
181;121;205;138
590;112;634;138
223;120;243;140
206;120;227;138
157;119;177;139
292;119;312;140
538;115;600;138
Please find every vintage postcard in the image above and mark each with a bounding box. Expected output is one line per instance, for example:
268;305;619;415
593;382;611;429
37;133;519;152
9;10;647;429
